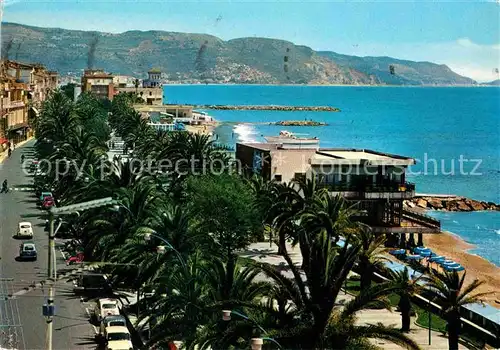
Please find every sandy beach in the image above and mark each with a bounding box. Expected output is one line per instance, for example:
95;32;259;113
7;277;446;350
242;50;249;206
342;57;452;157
185;123;217;136
424;231;500;307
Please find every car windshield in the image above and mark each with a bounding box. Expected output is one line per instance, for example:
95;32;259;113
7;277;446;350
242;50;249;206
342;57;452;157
109;321;125;327
107;333;130;341
24;246;34;251
102;304;116;309
20;225;31;229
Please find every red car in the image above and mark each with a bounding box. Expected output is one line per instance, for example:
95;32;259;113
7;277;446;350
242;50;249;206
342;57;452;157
41;197;56;209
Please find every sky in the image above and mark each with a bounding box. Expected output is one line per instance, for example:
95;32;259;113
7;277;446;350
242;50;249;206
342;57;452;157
3;0;500;82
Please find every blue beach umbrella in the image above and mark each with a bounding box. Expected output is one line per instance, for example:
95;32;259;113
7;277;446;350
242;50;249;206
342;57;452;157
389;249;406;256
419;250;433;257
440;259;455;265
406;254;423;261
442;262;461;268
429;255;445;263
444;264;465;272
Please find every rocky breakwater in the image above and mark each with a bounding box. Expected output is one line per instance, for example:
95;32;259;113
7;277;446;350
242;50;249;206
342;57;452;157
405;196;500;212
196;105;341;112
271;120;327;126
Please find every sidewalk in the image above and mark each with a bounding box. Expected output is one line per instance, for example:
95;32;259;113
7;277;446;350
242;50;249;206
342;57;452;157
239;242;468;350
0;137;34;164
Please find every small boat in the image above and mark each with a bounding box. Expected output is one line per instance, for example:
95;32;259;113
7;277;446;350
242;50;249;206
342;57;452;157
264;130;319;148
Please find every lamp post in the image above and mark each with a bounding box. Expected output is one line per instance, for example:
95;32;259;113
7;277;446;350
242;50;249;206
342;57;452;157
143;231;186;269
44;197;117;350
221;310;283;349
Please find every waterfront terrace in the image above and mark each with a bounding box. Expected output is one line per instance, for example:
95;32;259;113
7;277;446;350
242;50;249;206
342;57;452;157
236;141;441;248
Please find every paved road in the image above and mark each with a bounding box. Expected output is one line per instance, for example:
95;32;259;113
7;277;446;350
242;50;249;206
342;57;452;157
0;142;97;350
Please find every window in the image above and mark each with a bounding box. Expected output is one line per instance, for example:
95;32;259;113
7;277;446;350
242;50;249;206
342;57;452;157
274;174;282;181
294;172;305;181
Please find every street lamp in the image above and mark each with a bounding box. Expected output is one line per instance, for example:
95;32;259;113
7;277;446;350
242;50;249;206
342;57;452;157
44;197;118;350
221;310;283;349
143;231;186;268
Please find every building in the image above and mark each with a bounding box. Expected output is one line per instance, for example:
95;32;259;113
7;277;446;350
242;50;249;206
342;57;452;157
236;141;441;247
142;69;162;88
115;87;163;105
113;75;137;88
133;104;194;119
81;69;114;100
0;60;59;144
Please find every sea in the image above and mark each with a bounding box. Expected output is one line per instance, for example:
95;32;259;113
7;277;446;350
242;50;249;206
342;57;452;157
163;85;500;266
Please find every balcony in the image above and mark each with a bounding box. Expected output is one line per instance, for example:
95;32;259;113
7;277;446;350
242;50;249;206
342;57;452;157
1;100;25;109
320;181;416;200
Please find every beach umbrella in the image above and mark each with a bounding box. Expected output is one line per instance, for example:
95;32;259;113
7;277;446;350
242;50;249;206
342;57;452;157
442;262;461;269
413;247;431;255
406;254;423;261
444;264;464;272
389;249;406;256
419;250;433;257
429;255;445;263
439;259;455;265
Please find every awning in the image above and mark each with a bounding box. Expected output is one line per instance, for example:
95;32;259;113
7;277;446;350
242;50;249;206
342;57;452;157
30;106;40;115
7;123;29;131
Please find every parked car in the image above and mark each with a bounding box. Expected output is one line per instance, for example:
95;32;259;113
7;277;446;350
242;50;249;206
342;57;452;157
17;222;33;239
39;192;53;202
103;326;133;350
99;315;127;337
94;298;120;322
41;197;56;209
19;242;37;261
73;273;112;295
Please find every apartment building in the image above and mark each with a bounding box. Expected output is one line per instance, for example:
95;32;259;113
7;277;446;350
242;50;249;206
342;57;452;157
236;140;441;248
0;60;58;144
81;69;114;100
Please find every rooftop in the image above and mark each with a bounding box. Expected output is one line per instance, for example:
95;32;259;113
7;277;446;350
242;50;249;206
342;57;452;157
312;149;415;166
238;143;415;167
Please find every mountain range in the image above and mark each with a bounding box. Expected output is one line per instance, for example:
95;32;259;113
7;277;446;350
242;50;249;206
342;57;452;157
1;22;477;86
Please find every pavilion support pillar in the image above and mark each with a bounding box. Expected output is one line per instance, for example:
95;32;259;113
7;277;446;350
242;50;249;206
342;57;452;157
408;233;416;248
399;233;406;249
417;233;424;247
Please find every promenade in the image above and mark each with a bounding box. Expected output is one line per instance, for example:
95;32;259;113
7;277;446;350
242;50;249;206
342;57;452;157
239;242;470;350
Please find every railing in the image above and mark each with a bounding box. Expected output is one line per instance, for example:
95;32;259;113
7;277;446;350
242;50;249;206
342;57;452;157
402;208;441;229
321;181;415;193
2;100;25;109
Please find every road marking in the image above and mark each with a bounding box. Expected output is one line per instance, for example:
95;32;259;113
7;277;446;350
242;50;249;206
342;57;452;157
59;248;66;261
8;187;33;191
85;307;99;334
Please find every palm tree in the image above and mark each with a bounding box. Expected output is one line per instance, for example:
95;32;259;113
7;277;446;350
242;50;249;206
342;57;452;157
354;228;389;291
245;233;420;349
388;267;423;332
134;78;140;95
423;271;490;350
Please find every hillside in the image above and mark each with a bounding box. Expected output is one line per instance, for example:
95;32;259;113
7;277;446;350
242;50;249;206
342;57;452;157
1;22;476;85
481;79;500;86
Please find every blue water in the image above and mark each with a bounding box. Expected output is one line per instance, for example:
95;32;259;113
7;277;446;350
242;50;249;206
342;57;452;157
164;85;500;265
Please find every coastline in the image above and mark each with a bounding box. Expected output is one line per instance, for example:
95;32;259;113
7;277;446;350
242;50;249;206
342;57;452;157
163;83;498;88
424;231;500;307
185;123;217;136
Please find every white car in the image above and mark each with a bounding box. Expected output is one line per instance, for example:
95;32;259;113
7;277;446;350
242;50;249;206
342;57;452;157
103;326;133;350
94;298;120;322
17;222;33;239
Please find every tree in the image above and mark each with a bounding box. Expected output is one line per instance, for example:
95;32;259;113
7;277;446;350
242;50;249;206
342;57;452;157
354;228;389;291
423;271;490;350
388;267;423;332
60;83;76;100
186;174;261;258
